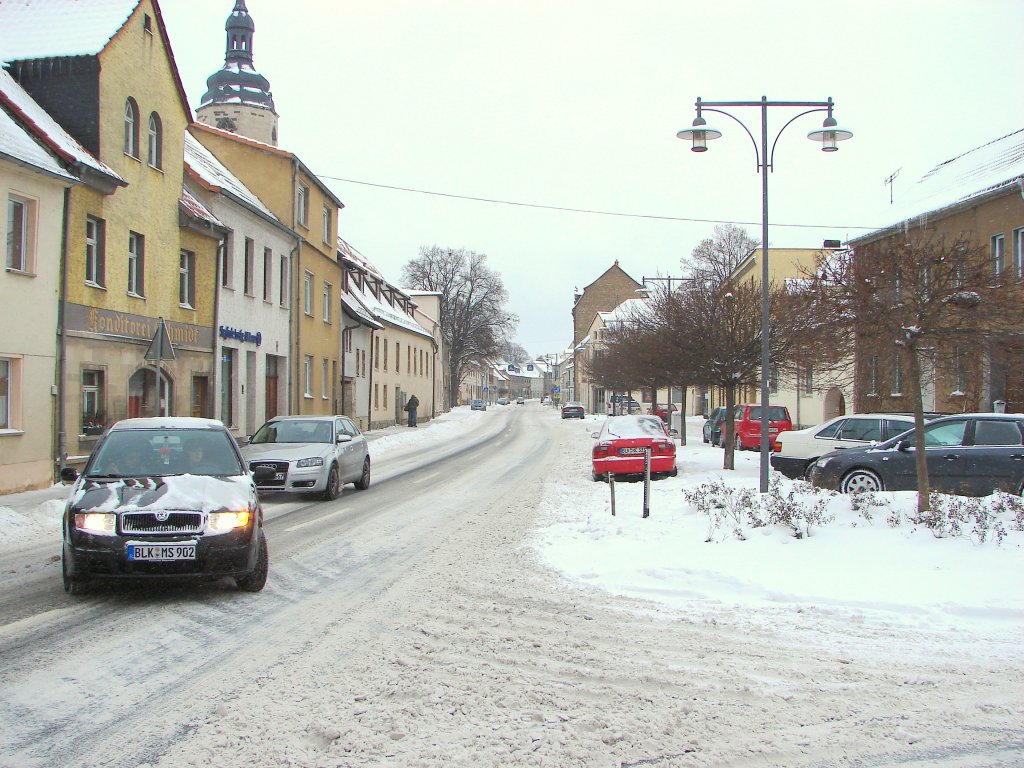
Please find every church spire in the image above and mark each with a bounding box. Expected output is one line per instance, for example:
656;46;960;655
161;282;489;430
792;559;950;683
197;1;279;145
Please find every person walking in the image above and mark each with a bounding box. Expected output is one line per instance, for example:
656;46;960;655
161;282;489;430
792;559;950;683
405;394;419;427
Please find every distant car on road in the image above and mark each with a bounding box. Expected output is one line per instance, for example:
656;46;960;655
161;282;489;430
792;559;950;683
242;415;370;501
771;413;922;480
561;402;585;419
591;415;678;481
496;398;509;405
59;417;271;595
471;399;487;411
809;413;1024;496
516;396;525;405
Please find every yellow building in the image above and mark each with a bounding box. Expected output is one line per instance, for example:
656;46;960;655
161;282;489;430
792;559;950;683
190;123;345;415
1;0;221;466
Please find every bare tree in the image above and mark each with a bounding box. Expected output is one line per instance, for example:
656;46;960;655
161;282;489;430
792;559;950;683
815;232;1021;514
402;246;517;407
682;224;759;287
496;340;529;365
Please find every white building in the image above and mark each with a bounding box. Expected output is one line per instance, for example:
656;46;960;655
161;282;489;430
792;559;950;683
184;132;296;438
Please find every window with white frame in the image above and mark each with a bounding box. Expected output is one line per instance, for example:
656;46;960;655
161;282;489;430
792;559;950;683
85;216;105;286
280;255;289;307
322;205;331;243
219;235;231;288
81;368;105;435
263;247;273;301
6;193;34;272
147;112;162;169
124;98;140;158
892;351;904;395
992;233;1006;276
1013;227;1024;279
322;282;332;323
954;346;966;393
867;355;879;395
303;271;313;315
243;237;255;296
0;357;11;429
322;358;329;399
296;183;309;227
179;249;195;308
303;355;313;397
127;231;145;297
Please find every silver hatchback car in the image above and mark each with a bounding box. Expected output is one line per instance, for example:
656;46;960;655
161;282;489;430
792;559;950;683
242;415;370;500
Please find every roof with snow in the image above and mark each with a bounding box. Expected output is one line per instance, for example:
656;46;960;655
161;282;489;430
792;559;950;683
184;132;277;222
0;67;121;183
179;187;222;229
868;128;1024;237
0;0;139;61
341;292;382;330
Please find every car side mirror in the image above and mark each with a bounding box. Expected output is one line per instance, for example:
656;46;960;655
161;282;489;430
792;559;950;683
336;434;353;443
60;466;78;483
896;439;912;452
668;428;679;436
591;431;600;439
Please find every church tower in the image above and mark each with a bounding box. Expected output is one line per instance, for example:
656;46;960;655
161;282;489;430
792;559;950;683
196;0;279;146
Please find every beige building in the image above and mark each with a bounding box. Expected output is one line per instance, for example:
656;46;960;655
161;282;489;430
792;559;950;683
0;72;83;492
721;245;851;428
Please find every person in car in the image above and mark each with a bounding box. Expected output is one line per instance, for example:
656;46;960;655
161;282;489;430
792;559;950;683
184;439;209;472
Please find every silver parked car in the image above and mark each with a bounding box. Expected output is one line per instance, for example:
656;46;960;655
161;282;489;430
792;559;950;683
471;399;487;411
242;415;370;501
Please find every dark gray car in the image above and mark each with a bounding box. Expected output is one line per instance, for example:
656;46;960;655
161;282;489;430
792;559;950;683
809;413;1024;496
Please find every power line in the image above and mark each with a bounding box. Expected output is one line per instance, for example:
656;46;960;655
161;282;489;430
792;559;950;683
318;174;881;231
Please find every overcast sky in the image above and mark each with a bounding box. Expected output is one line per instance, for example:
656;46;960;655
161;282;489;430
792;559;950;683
161;0;1024;358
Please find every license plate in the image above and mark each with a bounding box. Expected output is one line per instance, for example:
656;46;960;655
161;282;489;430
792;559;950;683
619;447;648;455
274;472;285;481
127;541;197;561
769;428;778;433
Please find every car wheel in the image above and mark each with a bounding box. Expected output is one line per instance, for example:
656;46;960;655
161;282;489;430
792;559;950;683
237;533;269;592
354;457;371;490
593;471;604;482
702;431;709;444
322;464;340;501
803;460;818;481
62;551;89;596
840;469;884;494
734;434;742;452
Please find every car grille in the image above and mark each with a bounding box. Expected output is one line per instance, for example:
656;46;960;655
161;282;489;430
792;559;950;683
250;460;288;488
120;511;203;535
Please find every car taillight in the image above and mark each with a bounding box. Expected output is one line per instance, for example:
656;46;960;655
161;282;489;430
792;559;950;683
652;440;674;455
593;444;610;459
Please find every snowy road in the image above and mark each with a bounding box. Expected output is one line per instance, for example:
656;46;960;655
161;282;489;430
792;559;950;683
1;404;1022;767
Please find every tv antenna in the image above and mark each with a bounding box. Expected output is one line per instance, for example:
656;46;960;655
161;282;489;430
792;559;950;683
884;168;901;204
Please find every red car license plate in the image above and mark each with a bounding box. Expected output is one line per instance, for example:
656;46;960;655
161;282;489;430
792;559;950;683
619;447;647;455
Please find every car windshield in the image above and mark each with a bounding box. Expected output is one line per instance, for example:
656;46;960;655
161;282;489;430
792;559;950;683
88;428;243;477
251;420;333;444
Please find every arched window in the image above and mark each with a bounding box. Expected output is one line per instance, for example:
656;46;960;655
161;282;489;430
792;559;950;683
147;112;162;169
124;98;140;158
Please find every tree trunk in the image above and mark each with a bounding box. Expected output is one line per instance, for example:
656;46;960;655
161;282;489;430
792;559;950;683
907;344;931;516
723;385;737;471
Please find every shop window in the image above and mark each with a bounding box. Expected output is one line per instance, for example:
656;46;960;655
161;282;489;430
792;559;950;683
81;369;105;435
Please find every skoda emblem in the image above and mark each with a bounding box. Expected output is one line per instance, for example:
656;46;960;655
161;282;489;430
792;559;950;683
155;512;170;522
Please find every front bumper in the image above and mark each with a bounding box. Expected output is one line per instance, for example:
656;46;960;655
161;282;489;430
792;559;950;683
64;527;259;582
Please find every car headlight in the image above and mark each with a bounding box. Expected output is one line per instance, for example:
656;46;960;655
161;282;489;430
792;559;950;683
296;457;325;468
208;510;251;531
815;456;833;469
74;512;116;534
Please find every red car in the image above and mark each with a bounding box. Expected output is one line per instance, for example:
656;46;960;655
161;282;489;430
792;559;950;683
732;403;793;451
591;415;678;481
648;403;678;424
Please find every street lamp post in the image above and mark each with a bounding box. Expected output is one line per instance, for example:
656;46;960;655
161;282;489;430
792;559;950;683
677;96;851;492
